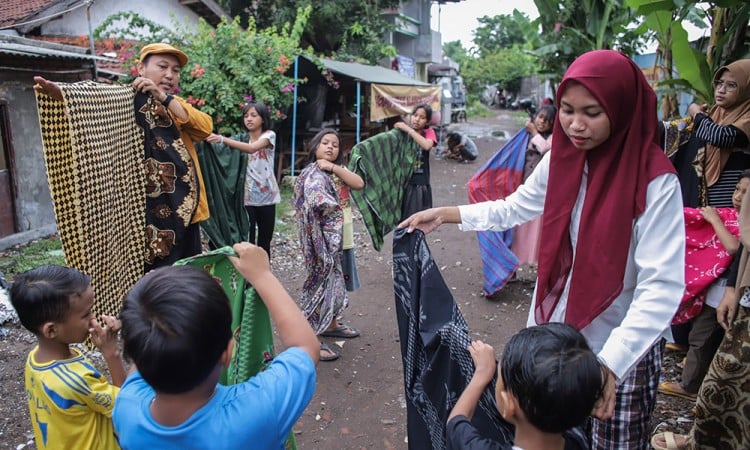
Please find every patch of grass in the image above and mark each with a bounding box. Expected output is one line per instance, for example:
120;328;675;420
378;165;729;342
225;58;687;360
512;110;531;127
466;100;495;119
275;181;296;236
0;236;65;281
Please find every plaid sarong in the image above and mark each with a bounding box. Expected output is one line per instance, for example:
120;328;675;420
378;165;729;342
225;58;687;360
349;129;420;251
36;82;145;322
466;130;528;296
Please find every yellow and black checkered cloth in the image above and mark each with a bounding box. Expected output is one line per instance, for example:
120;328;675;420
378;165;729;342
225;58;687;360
36;82;145;320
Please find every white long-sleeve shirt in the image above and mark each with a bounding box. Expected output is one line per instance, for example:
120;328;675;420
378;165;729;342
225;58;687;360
458;152;685;379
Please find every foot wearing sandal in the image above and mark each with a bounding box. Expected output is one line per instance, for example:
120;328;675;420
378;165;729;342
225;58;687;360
319;342;339;362
658;381;697;401
651;431;691;450
320;322;360;339
665;342;688;352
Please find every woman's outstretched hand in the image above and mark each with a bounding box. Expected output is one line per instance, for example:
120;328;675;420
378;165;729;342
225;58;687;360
398;207;460;234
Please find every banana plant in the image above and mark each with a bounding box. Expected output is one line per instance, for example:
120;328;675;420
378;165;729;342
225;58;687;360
627;0;750;116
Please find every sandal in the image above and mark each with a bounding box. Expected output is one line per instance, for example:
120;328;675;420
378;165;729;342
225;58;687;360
319;342;340;362
319;323;360;339
665;342;688;353
651;431;691;450
658;381;697;402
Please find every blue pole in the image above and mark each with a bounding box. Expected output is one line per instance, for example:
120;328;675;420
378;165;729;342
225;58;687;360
291;55;299;176
356;81;361;144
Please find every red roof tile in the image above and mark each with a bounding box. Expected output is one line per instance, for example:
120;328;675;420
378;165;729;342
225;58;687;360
0;0;55;28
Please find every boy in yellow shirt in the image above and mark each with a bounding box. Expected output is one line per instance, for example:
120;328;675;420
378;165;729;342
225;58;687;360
10;265;125;449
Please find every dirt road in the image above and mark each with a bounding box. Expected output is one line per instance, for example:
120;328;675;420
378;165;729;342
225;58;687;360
289;114;533;449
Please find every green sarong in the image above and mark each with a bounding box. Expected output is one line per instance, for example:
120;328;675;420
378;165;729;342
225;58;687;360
195;134;250;247
349;129;419;251
174;247;297;449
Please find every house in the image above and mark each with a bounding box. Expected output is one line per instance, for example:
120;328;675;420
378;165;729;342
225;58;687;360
0;0;227;248
382;0;461;82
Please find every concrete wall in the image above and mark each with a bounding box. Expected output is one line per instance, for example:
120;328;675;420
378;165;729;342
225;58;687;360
41;0;202;37
0;82;56;233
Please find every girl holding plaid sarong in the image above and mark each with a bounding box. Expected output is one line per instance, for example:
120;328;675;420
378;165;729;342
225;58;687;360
294;129;364;362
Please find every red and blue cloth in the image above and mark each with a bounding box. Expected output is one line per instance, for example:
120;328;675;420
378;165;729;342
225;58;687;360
467;130;528;297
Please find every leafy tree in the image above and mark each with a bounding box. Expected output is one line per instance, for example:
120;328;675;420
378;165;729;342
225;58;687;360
442;40;471;67
461;47;536;95
95;9;313;135
472;13;532;58
215;0;399;63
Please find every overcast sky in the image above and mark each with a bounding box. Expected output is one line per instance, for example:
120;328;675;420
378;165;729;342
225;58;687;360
429;0;708;52
430;0;540;49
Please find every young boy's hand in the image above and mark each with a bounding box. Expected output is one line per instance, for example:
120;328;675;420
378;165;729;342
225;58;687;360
468;340;496;385
229;242;270;284
89;315;122;358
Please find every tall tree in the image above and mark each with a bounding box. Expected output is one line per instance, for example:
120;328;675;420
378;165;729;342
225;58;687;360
472;13;531;58
216;0;400;63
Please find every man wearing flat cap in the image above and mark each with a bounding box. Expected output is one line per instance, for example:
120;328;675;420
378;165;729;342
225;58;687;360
34;42;214;270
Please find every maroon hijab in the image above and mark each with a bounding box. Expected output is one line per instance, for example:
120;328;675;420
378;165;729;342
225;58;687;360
535;50;675;329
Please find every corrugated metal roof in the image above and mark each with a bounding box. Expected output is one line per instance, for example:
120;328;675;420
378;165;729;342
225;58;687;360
319;58;430;86
0;35;115;62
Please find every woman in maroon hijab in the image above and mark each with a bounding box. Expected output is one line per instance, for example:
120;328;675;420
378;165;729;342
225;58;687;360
399;50;686;449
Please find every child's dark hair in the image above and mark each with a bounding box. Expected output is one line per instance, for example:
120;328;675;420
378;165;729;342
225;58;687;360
740;169;750;181
10;265;91;334
120;266;232;394
535;104;557;137
241;102;271;132
305;128;343;165
412;103;432;122
500;323;603;434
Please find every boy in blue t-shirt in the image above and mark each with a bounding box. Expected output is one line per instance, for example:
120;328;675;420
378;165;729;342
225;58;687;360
447;323;603;450
113;242;319;449
10;265;125;450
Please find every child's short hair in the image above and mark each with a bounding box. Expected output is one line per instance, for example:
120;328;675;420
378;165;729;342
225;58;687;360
120;266;232;394
242;102;272;133
740;168;750;181
10;265;91;334
305;128;343;165
412;103;432;122
500;323;603;433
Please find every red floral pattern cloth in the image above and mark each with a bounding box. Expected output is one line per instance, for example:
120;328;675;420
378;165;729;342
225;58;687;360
674;207;739;324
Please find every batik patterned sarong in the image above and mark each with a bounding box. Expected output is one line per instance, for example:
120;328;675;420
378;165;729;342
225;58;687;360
134;92;198;270
392;229;514;449
294;163;347;334
466;130;527;296
36;82;145;322
692;306;750;449
349;129;420;251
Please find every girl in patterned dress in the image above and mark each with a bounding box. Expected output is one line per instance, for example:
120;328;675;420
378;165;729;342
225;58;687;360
294;129;364;361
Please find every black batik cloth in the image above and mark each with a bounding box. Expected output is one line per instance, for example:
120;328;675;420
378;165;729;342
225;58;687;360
134;92;200;271
392;229;514;449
